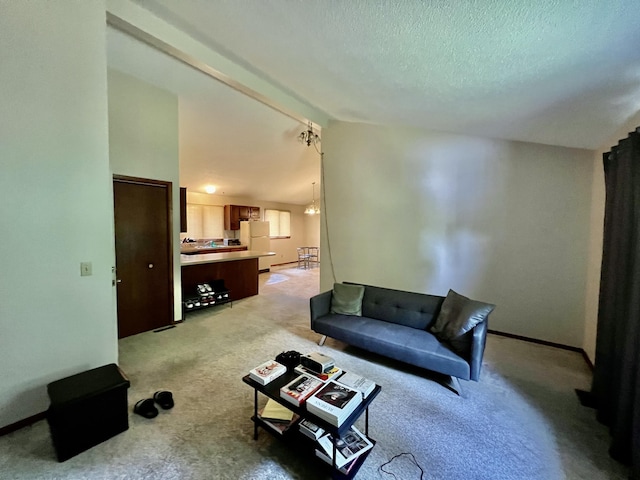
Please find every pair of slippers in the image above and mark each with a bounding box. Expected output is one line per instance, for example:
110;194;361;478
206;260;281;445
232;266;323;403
134;391;174;419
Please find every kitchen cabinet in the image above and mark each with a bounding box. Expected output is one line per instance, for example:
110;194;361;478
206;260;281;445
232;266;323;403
181;255;261;301
224;204;260;230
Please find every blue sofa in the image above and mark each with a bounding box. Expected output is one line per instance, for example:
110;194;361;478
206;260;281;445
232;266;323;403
310;283;490;391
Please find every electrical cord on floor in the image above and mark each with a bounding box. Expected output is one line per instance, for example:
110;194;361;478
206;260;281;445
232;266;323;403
379;452;425;479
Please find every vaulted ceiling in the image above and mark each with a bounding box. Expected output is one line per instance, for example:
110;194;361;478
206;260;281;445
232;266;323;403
109;0;640;202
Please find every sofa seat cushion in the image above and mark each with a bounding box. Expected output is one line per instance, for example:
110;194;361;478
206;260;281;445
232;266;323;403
313;314;471;380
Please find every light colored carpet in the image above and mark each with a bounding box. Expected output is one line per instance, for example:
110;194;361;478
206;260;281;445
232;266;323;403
0;265;630;479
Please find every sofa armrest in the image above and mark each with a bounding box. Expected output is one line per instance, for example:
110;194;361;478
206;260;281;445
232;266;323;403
310;290;333;327
469;318;489;381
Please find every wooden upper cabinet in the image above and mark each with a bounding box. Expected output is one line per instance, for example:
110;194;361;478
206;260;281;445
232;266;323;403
224;205;260;230
237;206;250;219
224;205;238;230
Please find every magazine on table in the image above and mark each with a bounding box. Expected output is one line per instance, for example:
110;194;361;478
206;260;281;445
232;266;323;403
249;360;287;385
307;381;361;411
294;364;342;382
335;371;375;398
260;398;294;422
279;374;324;406
315;449;357;475
316;425;373;468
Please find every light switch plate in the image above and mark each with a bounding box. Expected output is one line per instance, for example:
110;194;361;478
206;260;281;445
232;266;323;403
80;262;92;276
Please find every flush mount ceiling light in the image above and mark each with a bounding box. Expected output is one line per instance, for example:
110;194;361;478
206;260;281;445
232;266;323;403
204;185;216;194
304;182;320;215
298;121;320;147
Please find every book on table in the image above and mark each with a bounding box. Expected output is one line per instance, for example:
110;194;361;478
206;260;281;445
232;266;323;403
294;364;343;382
249;360;287;385
279;374;324;407
257;406;300;435
305;381;362;426
335;371;375;398
260;398;294;422
298;418;325;440
315;425;374;469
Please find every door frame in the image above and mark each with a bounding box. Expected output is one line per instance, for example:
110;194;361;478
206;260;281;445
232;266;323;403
113;174;175;333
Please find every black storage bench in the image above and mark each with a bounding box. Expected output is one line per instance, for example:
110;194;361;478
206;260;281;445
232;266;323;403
47;363;130;461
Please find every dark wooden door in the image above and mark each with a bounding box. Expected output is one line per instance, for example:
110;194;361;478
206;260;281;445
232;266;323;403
113;177;173;338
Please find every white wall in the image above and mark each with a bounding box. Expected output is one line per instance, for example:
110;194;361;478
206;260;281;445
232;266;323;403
185;191;316;265
583;111;640;363
0;2;116;428
108;69;182;321
321;121;594;347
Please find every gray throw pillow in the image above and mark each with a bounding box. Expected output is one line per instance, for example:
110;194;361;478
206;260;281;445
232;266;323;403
330;283;365;316
431;289;495;341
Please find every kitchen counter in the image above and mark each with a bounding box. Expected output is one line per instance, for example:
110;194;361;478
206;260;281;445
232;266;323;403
180;251;276;306
180;250;274;266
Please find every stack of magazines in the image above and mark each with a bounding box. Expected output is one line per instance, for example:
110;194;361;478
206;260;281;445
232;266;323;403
315;425;373;472
257;399;300;435
306;381;361;426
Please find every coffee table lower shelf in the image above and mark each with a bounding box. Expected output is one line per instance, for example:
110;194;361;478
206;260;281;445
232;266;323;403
250;415;376;479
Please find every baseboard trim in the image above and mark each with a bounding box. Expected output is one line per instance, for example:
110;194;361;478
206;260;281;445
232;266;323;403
487;329;593;370
488;329;581;352
581;350;594;370
0;411;47;437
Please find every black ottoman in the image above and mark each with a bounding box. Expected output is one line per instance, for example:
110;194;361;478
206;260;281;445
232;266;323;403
47;363;130;461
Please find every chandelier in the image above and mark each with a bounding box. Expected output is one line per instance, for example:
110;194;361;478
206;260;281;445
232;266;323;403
298;121;320;147
304;182;320;215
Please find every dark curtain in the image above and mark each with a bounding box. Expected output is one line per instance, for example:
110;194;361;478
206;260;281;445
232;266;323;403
591;127;640;479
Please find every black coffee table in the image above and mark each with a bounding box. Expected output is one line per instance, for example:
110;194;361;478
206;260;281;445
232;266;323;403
242;369;381;479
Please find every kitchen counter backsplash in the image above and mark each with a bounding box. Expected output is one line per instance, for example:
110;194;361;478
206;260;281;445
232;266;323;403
182;238;223;246
180;238;246;254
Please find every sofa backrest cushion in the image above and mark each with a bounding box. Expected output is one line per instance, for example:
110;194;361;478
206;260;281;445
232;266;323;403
330;283;365;316
348;283;444;330
430;289;495;340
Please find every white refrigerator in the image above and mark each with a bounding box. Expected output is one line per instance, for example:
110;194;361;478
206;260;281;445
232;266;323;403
240;221;271;272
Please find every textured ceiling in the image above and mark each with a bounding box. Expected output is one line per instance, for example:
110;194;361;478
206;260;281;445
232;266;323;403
109;1;640;203
133;0;640;150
